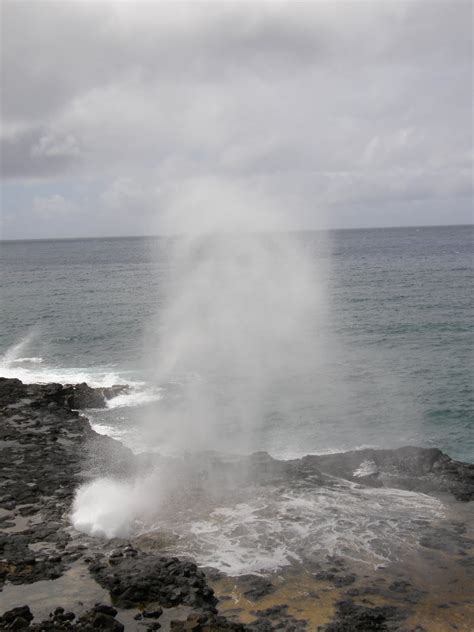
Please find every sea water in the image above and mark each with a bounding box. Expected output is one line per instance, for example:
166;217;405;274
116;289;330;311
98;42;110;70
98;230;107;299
1;225;472;462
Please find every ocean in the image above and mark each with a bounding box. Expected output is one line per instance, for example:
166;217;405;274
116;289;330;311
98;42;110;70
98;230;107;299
1;224;473;463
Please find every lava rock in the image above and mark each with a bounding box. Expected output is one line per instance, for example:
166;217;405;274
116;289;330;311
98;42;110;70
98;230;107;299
88;548;217;610
170;612;245;631
240;575;275;601
143;608;163;619
318;600;406;631
0;606;34;626
304;446;474;502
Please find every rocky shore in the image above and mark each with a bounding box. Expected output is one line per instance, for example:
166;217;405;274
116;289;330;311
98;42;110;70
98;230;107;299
0;377;473;631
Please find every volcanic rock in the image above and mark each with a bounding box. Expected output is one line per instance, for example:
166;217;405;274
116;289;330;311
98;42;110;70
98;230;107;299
89;548;218;610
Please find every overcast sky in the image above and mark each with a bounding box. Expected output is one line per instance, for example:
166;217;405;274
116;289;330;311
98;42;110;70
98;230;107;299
1;1;472;239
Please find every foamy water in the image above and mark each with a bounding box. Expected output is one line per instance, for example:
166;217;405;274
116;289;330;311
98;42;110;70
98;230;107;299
0;339;161;412
72;468;444;576
0;351;127;389
159;485;444;574
105;389;162;410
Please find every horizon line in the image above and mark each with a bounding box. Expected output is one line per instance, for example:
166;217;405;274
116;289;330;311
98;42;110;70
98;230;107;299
1;222;472;243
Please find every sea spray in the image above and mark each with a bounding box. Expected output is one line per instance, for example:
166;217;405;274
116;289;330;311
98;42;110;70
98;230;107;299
71;180;422;545
0;328;40;367
71;474;161;539
73;178;329;536
140;178;328;455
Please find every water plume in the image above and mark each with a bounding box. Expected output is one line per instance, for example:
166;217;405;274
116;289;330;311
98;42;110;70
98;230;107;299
0;327;40;367
142;178;327;455
73;178;329;537
71;474;161;539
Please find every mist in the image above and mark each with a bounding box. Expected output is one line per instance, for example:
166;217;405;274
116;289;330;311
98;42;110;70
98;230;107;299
72;179;330;535
71;179;420;539
141;179;327;454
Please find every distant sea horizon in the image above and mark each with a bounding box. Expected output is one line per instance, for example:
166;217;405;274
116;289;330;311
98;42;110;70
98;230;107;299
1;222;472;243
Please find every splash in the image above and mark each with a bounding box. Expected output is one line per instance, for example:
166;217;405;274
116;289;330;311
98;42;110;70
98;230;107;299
0;329;39;367
141;178;327;455
72;178;329;538
71;477;157;539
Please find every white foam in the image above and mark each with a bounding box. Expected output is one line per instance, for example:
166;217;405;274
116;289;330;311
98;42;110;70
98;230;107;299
11;357;44;365
0;348;129;389
71;478;139;538
106;388;162;409
154;483;444;575
89;423;122;438
353;459;379;478
1;334;135;388
71;451;445;576
72;473;161;539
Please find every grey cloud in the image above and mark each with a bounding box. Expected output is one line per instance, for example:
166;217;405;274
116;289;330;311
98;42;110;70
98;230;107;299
0;1;472;236
1;2;325;124
0;127;81;179
31;133;81;158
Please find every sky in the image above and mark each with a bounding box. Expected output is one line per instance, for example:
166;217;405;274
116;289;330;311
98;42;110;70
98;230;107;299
1;0;472;239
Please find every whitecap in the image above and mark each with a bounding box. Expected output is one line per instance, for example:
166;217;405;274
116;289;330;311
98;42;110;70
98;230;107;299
11;357;44;365
106;388;162;409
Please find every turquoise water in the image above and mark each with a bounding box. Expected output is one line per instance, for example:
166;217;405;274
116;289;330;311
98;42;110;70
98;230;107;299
1;225;472;461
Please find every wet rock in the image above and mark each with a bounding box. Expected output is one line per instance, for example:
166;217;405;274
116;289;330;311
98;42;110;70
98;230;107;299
240;575;275;601
318;599;406;631
0;378;26;408
89;548;217;610
0;377;128;411
143;608;163;618
314;571;356;587
61;383;129;410
0;605;34;627
388;579;412;593
170;612;245;631
304;446;474;502
247;604;307;631
14;604;126;631
0;378;136;588
417;524;472;554
72;605;125;631
92;605;118;617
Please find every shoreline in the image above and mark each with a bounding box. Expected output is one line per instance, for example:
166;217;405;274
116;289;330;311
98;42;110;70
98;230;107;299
0;377;473;630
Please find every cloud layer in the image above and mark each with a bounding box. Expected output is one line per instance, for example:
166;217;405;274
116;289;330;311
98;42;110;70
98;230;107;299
1;1;472;238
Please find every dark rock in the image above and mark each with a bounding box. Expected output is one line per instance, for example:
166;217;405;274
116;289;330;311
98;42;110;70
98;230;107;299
92;613;121;630
74;607;125;631
10;617;31;630
240;575;275;601
0;378;137;588
0;377;472;632
314;572;356;587
0;377;128;411
89;548;217;610
143;608;163;618
93;605;118;617
61;383;128;410
388;580;412;593
304;446;474;502
318;599;406;631
0;606;34;625
170;612;245;631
